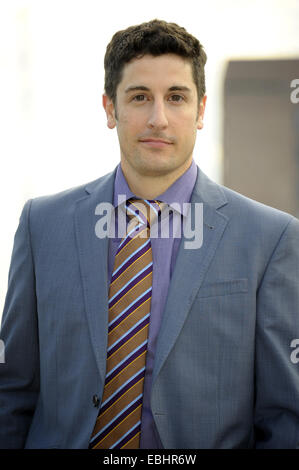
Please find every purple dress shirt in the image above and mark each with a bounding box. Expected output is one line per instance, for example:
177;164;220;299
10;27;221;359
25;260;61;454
108;160;197;448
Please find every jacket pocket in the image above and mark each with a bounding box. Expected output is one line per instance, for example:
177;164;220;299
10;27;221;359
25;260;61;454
196;279;248;298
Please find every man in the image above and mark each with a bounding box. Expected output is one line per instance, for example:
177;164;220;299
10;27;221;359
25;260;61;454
0;19;299;449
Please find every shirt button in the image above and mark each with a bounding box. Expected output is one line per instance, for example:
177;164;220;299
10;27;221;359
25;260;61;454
93;394;100;408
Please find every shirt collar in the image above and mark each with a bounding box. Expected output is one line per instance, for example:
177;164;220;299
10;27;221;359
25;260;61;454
113;159;197;217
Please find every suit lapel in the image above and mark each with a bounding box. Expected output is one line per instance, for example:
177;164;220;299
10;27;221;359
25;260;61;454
152;168;229;385
74;169;116;382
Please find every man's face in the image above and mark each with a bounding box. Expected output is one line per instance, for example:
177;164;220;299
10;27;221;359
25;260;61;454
103;53;206;178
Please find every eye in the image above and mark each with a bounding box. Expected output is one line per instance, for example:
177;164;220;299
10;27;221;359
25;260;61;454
169;94;184;102
132;94;147;102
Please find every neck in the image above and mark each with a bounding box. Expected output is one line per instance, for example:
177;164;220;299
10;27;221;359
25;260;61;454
120;158;193;199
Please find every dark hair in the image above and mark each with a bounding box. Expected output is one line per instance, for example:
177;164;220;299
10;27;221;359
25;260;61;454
104;19;207;107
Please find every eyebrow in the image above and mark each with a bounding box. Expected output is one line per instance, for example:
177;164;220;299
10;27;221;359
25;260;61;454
124;85;192;94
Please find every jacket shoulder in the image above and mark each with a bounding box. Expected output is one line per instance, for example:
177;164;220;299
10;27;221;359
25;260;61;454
28;169;115;214
18;169;116;239
219;182;296;229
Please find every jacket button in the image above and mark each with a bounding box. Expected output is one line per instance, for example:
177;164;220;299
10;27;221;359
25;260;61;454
93;394;100;408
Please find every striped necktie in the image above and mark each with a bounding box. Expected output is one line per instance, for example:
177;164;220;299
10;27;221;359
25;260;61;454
89;198;163;449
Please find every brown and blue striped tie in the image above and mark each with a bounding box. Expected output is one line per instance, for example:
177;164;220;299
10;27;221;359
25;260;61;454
89;198;162;449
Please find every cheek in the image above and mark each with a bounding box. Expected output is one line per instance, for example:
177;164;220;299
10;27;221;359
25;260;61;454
175;116;198;137
170;108;198;126
117;120;141;147
118;111;144;131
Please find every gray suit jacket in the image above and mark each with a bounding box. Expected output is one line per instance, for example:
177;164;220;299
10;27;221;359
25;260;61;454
1;166;299;448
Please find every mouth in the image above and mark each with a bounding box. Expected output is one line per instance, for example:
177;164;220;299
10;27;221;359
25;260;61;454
139;138;173;148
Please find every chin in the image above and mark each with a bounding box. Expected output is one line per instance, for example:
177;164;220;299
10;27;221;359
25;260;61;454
136;160;177;177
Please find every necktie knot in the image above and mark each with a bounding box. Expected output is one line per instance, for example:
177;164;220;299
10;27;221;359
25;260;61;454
126;198;164;230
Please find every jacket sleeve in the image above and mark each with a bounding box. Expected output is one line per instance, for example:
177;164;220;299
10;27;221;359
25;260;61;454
254;215;299;448
0;200;40;449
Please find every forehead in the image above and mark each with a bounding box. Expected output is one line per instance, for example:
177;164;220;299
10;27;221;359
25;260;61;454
117;53;195;92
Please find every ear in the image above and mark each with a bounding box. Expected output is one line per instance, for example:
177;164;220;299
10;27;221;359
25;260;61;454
197;95;207;130
102;94;117;129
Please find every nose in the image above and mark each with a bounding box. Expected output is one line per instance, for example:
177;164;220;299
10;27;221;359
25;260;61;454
147;100;168;130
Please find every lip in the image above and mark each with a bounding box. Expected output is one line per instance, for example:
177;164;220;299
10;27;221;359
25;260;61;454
139;139;172;148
